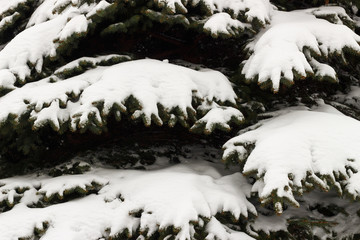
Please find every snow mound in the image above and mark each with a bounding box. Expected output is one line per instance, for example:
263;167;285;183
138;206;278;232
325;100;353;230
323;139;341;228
0;59;241;134
0;162;255;240
223;109;360;213
241;7;360;91
154;0;272;25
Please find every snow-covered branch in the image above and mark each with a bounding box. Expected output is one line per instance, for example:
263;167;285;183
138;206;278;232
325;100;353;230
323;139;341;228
223;108;360;213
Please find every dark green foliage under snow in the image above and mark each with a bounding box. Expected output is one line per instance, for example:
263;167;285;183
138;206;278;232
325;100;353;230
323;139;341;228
0;0;360;239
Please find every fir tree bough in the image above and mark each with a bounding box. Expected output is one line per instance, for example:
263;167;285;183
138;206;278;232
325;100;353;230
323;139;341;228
0;0;360;239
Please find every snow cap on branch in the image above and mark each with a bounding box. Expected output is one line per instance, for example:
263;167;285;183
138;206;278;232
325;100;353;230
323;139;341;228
223;107;360;213
0;161;256;240
0;59;241;134
154;0;272;25
241;7;360;91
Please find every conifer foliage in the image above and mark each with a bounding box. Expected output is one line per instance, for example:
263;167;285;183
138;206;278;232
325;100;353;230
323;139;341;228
0;0;360;239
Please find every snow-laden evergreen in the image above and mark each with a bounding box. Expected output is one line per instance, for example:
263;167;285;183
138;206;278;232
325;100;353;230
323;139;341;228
0;12;78;85
0;59;242;133
0;12;19;29
190;103;244;134
242;6;360;91
203;13;248;38
54;54;131;77
26;0;110;27
1;0;360;239
150;0;274;38
223;105;360;213
0;0;273;90
250;189;360;239
155;0;272;25
0;0;108;88
2;148;360;240
0;160;255;240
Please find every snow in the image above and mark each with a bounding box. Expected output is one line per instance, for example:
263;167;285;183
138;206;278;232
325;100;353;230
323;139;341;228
3;143;359;239
355;16;360;27
38;174;108;199
0;0;114;88
0;12;19;29
250;188;360;239
0;14;68;83
223;108;360;209
155;0;272;24
0;161;255;240
346;86;360;99
26;0;101;27
205;217;255;240
0;9;93;87
335;85;360;110
54;54;131;75
0;59;239;132
242;7;360;91
303;6;354;26
26;0;60;26
0;0;359;238
0;0;27;16
58;14;89;41
309;57;337;80
85;0;111;18
190;105;244;134
155;0;187;13
204;12;248;37
0;69;16;90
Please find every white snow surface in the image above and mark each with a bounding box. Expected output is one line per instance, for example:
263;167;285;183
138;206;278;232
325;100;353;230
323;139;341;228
204;12;248;37
223;108;360;206
54;54;131;75
0;59;238;131
0;161;255;240
242;7;360;91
